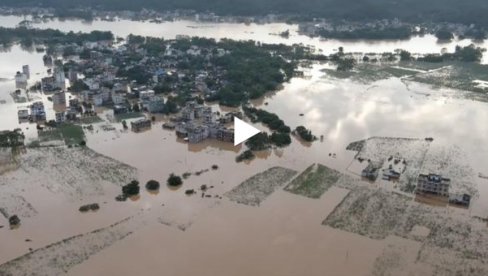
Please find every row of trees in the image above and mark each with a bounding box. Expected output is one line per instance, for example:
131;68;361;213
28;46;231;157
4;0;488;28
318;26;413;40
417;45;485;63
116;176;180;200
243;106;291;133
0;27;113;48
242;107;292;151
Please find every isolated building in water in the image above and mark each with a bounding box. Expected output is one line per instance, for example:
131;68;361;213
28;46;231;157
15;71;28;89
416;174;450;197
22;65;30;79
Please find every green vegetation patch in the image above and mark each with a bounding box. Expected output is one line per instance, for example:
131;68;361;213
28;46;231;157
0;130;25;148
115;112;144;122
284;163;341;199
58;123;85;145
38;129;64;143
77;115;103;124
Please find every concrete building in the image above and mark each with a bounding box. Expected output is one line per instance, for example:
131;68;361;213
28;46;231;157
17;109;29;121
113;105;129;115
449;194;471;207
146;98;165;113
43;54;53;66
112;93;126;105
174;102;234;144
53;67;66;90
66;107;78;121
52;91;66;105
175;122;191;138
416;174;450;197
188;125;210;143
55;112;65;123
139;90;155;100
30;102;46;121
131;118;152;132
22;65;30;79
41;76;56;92
68;68;78;82
93;94;104;107
15;72;28;88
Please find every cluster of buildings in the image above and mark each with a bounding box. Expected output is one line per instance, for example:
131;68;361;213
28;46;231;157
360;158;471;207
414;173;471;206
41;66;66;92
18;101;47;122
22;32;239;130
173;102;234;144
54;98;84;124
361;161;382;181
416;173;451;197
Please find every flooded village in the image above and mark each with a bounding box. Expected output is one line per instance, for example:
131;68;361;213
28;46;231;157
1;11;488;276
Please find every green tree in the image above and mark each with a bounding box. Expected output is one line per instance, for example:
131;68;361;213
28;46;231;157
435;29;454;41
167;174;183;186
400;50;412;61
146;180;160;190
122;180;140;196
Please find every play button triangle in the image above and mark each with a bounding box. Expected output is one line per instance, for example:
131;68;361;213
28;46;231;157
234;117;261;146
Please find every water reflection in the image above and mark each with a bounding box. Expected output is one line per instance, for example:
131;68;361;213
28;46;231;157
1;15;487;63
187;139;242;153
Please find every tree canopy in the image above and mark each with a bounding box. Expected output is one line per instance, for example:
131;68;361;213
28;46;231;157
167;173;183;186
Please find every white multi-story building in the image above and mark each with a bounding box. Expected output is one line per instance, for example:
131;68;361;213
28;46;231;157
54;67;66;90
417;174;450;197
52;91;66;105
139;90;155;100
15;72;28;88
22;65;30;80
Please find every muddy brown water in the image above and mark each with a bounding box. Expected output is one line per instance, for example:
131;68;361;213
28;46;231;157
1;19;488;275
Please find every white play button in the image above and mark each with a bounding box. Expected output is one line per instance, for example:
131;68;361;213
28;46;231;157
234;117;261;146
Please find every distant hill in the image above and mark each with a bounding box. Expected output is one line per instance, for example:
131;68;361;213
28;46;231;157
3;0;488;27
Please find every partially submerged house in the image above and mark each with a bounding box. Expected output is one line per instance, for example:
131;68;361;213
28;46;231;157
131;118;152;132
449;194;471;207
416;174;450;197
361;161;381;181
382;169;401;181
30;102;46;121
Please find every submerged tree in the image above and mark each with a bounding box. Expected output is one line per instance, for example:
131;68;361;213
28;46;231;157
146;180;160;190
122;180;140;196
167;174;183;187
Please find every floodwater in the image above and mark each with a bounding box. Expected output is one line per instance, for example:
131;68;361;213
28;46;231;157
1;16;488;275
1;15;488;63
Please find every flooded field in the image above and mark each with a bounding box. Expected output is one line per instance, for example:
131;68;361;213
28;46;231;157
1;17;488;276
